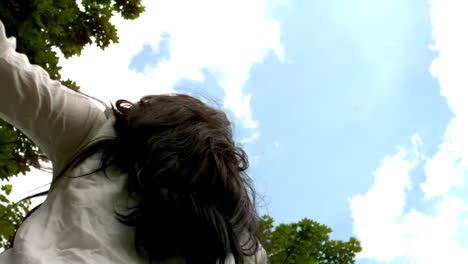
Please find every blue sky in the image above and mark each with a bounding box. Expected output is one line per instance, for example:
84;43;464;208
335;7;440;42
7;0;468;263
241;0;450;237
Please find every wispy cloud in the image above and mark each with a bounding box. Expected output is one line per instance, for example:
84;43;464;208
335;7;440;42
350;1;468;263
59;0;284;129
239;131;261;144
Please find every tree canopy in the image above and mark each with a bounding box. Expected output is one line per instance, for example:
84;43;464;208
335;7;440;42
0;0;144;248
257;215;362;264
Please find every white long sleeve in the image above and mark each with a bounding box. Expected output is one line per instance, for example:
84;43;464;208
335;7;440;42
0;19;107;179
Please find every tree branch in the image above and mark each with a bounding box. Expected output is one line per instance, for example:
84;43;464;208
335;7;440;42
0;154;48;162
282;246;296;264
0;141;18;146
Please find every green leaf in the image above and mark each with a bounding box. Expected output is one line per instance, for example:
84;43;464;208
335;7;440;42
1;184;13;195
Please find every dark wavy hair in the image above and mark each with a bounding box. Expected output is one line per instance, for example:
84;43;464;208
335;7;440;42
14;93;261;264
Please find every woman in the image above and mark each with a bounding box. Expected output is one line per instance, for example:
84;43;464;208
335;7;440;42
0;19;266;264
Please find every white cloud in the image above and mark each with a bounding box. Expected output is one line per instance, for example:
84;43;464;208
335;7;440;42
349;136;468;264
59;0;284;129
239;131;261;144
421;0;468;199
350;1;468;262
349;135;421;262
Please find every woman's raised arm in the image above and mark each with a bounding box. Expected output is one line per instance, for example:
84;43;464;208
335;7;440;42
0;20;107;178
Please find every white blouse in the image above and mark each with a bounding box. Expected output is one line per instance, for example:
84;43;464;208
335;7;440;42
0;20;266;264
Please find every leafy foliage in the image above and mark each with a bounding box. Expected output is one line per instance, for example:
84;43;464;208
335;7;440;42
0;184;31;249
0;0;144;251
0;121;50;180
257;215;362;264
0;0;145;80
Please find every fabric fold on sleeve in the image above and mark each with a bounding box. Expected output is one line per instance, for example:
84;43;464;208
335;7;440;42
0;20;16;58
0;19;108;180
